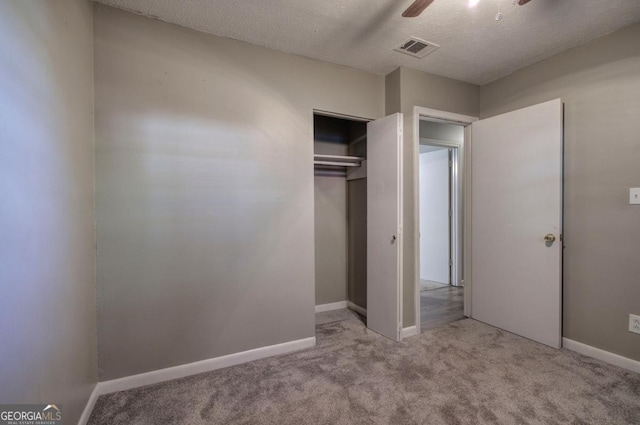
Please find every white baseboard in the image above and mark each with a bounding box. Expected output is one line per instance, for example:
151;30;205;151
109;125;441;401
563;338;640;374
347;301;367;317
315;301;348;313
402;326;419;339
77;383;99;425
95;337;316;396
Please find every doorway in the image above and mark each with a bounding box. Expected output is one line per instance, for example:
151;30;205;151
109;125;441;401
413;107;478;334
413;101;562;347
418;119;465;331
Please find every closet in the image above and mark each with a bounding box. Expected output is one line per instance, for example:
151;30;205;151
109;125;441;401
313;113;367;316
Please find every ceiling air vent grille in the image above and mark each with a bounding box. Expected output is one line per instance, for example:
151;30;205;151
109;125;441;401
394;37;440;59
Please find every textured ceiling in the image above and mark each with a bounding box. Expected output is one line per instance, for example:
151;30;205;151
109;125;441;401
94;0;640;85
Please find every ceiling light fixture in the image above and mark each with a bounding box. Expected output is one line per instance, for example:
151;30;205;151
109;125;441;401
469;0;481;7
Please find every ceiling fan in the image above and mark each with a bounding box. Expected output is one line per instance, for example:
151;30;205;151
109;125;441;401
402;0;532;17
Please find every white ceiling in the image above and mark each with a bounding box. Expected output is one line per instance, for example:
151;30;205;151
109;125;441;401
94;0;640;85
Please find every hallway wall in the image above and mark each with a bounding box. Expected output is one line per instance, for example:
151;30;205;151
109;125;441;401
419;149;450;284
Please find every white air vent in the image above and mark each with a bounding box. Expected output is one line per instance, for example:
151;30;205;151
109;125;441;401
394;37;440;59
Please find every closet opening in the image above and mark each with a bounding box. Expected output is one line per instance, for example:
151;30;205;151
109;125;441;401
313;112;369;327
418;118;465;331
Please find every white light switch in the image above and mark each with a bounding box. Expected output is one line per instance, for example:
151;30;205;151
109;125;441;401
630;188;640;205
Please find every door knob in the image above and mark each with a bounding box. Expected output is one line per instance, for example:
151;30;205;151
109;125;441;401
544;233;556;243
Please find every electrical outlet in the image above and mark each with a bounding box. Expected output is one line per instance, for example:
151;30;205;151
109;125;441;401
629;314;640;335
630;188;640;205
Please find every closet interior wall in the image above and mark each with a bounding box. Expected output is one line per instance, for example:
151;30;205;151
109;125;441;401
347;123;367;311
313;115;367;311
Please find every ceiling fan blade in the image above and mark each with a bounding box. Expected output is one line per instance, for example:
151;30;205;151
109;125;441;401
402;0;436;17
517;0;532;4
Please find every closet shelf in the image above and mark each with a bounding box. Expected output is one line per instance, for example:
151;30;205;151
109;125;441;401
313;154;365;168
314;161;361;167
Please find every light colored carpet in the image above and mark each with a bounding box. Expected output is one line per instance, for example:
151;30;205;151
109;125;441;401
315;308;362;326
88;311;640;424
421;279;449;291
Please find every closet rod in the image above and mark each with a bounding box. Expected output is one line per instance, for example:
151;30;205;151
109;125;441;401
313;154;364;162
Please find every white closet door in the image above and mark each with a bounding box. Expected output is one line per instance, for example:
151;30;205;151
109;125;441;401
367;113;403;342
471;99;563;348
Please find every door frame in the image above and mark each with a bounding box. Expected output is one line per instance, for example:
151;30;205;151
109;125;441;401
412;107;478;334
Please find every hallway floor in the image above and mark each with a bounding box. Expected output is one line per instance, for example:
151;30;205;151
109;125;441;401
421;286;464;331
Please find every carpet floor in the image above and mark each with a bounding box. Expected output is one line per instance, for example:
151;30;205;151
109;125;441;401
88;310;640;424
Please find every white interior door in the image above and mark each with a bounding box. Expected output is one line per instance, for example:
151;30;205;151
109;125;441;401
367;113;403;341
471;99;563;348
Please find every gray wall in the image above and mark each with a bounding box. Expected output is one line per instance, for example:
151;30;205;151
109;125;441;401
387;67;480;327
348;178;368;309
385;68;402;115
0;0;97;423
94;4;384;380
314;117;350;306
481;23;640;361
314;171;347;305
347;124;368;310
399;68;480;119
420;121;464;143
